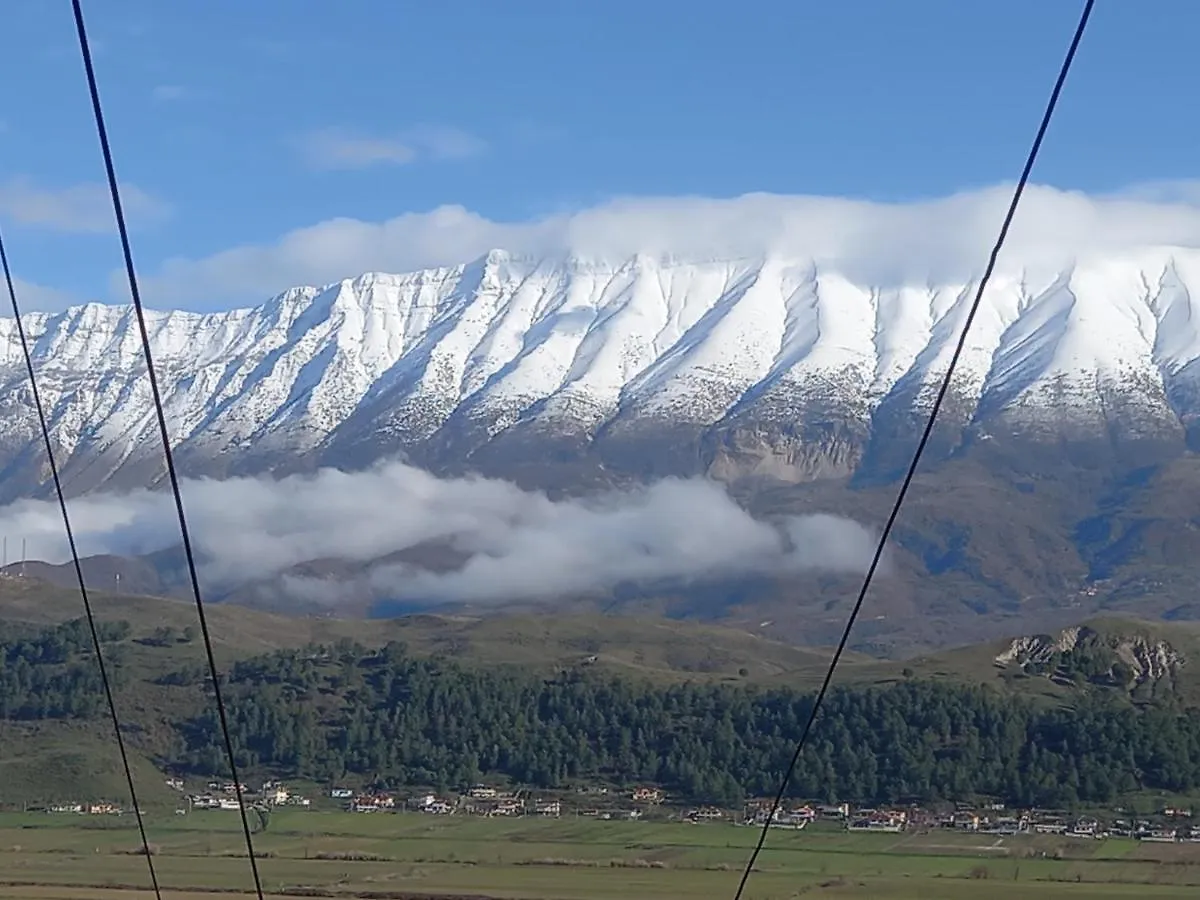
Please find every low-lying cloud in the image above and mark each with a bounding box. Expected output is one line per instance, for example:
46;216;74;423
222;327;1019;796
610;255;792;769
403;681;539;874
0;463;877;606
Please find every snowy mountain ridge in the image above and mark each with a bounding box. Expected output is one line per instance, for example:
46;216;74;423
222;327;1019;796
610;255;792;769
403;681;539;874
2;247;1200;499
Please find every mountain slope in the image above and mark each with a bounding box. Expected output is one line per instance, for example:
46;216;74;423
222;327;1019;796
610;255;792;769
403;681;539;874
3;249;1200;499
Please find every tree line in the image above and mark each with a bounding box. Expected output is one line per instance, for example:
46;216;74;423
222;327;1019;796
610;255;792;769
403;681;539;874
175;639;1200;808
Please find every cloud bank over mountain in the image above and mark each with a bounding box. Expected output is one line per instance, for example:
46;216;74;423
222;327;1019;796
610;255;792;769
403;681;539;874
131;183;1200;311
0;462;876;605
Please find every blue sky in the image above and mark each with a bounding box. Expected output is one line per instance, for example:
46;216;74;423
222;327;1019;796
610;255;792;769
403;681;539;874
0;0;1196;312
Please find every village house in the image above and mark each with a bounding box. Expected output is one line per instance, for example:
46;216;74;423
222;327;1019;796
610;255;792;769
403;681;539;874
1109;819;1134;838
949;812;980;831
1068;816;1101;838
769;809;811;829
743;803;814;828
530;799;562;817
1141;827;1179;843
1033;819;1069;834
817;803;850;820
979;814;1027;835
410;794;454;815
350;793;395;812
847;808;906;833
631;787;663;803
208;781;248;796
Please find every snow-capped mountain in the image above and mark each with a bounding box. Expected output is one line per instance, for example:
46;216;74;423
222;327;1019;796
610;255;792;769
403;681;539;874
2;248;1200;500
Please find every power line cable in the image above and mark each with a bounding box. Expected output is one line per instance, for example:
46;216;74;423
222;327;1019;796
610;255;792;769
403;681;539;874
0;228;164;900
731;1;1096;896
68;3;265;897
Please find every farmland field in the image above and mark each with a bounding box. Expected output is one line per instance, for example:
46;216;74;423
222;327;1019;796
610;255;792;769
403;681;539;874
1;810;1199;899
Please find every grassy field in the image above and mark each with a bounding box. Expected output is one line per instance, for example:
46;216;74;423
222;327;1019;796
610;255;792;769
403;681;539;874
1;810;1199;899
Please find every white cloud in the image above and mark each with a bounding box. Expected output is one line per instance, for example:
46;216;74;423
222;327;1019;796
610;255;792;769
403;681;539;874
0;462;876;607
298;125;486;171
6;278;82;313
152;85;193;102
131;183;1200;311
1105;179;1200;206
300;129;415;169
0;176;171;234
404;124;488;161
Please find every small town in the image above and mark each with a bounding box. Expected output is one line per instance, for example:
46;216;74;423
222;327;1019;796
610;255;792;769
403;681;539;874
30;780;1200;844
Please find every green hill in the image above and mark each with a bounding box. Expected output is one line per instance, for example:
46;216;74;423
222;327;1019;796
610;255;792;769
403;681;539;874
4;574;1200;808
0;722;178;808
0;574;855;682
0;575;861;805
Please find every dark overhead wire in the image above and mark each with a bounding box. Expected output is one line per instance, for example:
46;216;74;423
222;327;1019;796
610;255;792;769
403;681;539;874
731;1;1096;896
0;229;164;900
68;2;265;898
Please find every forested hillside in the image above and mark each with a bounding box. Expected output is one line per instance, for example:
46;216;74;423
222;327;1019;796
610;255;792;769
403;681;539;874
176;640;1200;807
0;619;127;719
7;620;1200;810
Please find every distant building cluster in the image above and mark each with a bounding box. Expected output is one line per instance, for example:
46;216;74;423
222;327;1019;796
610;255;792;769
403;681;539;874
920;801;1200;842
168;777;311;814
33;776;1200;846
334;786;560;818
44;802;122;815
728;800;1200;843
212;780;1200;842
739;801;904;831
326;783;672;820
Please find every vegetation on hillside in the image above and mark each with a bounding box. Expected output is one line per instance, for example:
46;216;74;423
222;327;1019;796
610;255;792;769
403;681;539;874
6;613;1200;811
170;640;1200;808
0;576;846;683
0;619;127;719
